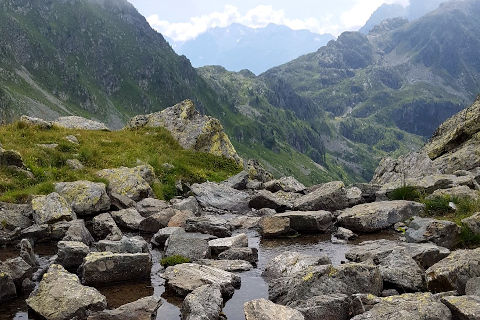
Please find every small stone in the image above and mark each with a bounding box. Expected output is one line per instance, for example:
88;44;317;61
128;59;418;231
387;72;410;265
66;159;85;170
65;135;79;144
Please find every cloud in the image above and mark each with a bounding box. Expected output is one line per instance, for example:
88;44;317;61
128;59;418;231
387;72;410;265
341;0;410;30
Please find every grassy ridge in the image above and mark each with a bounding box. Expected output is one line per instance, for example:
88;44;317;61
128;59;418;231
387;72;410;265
0;122;241;203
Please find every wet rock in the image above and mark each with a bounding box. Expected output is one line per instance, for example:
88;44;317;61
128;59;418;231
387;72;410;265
63;219;95;246
259;216;297;238
269;263;383;305
208;233;248;255
151;227;182;247
377;251;425;292
441;295;480;320
87;296;162;320
288;294;350;320
111;208;144;230
249;190;295;212
223;171;250;190
55;181;110;216
244;298;304;320
462;213;480;235
126;100;242;165
20;115;52;129
31;192;76;225
96;165;154;201
181;284;223;320
264;177;306;193
0;202;32;231
218;247;258;264
171;196;200;215
185;215;232;238
263;252;331;280
337;201;425;233
162;263;241;298
426;248;480;294
405;216;460;249
191;182;250;214
80;252;151;285
0;148;25;169
334;227;357;240
168;209;195;228
165;231;214;261
20;238;39;267
293;181;348;211
196;259;253;272
55;241;90;271
0;271;16;302
135;198;170;217
350;293;451;320
91;213;123;241
66;159;85;170
345;239;450;269
275;211;333;233
54;116;109;131
95;236;148;253
27;264;107;320
466;277;480;296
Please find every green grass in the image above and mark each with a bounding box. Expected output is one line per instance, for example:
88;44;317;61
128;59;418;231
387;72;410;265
0;122;241;203
388;186;423;201
160;255;191;267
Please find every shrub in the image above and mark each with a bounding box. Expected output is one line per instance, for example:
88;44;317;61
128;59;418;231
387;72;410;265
160;255;191;267
458;225;480;248
388;186;422;201
423;195;455;216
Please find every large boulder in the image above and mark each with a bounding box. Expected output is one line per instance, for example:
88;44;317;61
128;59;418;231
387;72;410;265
263;252;331;280
111;208;144;230
55;181;111;215
171;196;200;215
126;99;242;165
350;293;451;320
0;257;34;289
428;185;479;201
405;216;460;249
31;193;76;225
433;133;480;174
288;294;350;320
293;181;348;211
426;248;480;294
54;116;109;130
244;298;305;320
336;201;425;233
164;231;213;261
95;236;148;254
275;211;333;233
0;148;26;169
191;182;250;214
138;209;177;233
162;263;241;298
26;264;107;320
87;296;162;320
377;251;426;292
0;271;16;302
249;190;296;212
185;215;232;237
20;115;53;129
80;252;151;285
466;277;480;296
91;213;123;241
62;219;95;246
208;233;248;255
441;295;480;320
168;209;195;228
96;165;154;201
181;285;223;320
0;202;32;231
264;177;306;193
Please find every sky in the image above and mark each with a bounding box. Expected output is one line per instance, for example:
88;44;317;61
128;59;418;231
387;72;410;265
128;0;410;42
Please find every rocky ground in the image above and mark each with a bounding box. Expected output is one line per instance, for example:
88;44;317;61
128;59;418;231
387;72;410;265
1;99;480;320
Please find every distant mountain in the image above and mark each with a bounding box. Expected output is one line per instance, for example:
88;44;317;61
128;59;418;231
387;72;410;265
171;23;334;75
360;0;448;34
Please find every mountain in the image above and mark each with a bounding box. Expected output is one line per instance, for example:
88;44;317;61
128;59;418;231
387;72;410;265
360;0;448;34
171;23;334;75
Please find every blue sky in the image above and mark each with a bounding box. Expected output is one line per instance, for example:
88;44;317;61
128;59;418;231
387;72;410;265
128;0;410;41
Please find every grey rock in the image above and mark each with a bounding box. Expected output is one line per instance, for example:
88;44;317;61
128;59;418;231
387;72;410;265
62;219;95;246
337;201;425;233
181;284;223;320
462;212;480;235
31;192;75;225
381;289;400;297
353;183;381;203
54;116;109;131
135;198;170;217
87;296;162;320
263;251;331;280
378;251;425;292
259;216;297;238
20;115;52;129
0;148;25;169
208;233;248;255
244;298;305;320
405;216;460;249
168;209;196;228
91;213;123;241
171;196;200;215
223;171;250;190
230;216;262;230
264;177;306;193
0;271;17;302
288;294;350;320
275;211;333;233
466;277;480;296
185;215;232;238
151;227;182;247
109;192;136;210
95;236;148;253
191;182;250;214
111;208;144;230
66;159;85;170
334;227;357;240
162;263;241;298
249;190;296;212
50;221;74;240
441;295;480;320
0;257;34;289
293;181;348;211
138;208;177;233
196;259;253;272
246;159;274;183
0;202;32;231
346;186;364;207
55;241;90;271
80;252;151;285
165;231;214;261
26;264;107;320
218;247;258;264
65;135;79;144
349;293;381;316
428;185;479;201
55;181;111;215
96;165;154;201
20;238;39;267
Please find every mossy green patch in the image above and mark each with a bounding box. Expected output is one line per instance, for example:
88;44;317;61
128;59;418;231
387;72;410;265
160;255;191;267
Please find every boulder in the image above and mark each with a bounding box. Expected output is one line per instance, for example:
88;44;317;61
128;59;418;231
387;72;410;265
334;227;357;240
346;186;364;207
293;181;348;211
441;295;480;320
433;134;480;174
466;277;480;296
196;259;253;272
0;202;33;231
259;216;297;238
181;285;223;320
138;209;177;233
62;219;95;246
230;216;262;230
377;251;425;292
111;208;144;230
353;183;381;203
218;247;258;264
164;231;213;261
20;115;53;129
428;185;479;201
208;233;248;255
191;182;250;214
168;209;195;227
20;238;39;267
246;159;274;183
135;198;170;217
426;248;480;294
244;298;305;320
31;192;75;225
223;171;250;190
126;99;242;164
54;116;109;131
275;211;333;233
55;241;90;271
162;263;241;298
263;252;331;280
171;196;200;215
95;236;148;254
109;192;136;210
264;177;306;193
185;215;232;238
96;165;154;201
462;213;480;235
350;293;451;320
405;216;460;249
288;294;350;320
249;190;295;212
66;159;85;170
0;257;34;289
0;271;16;302
80;252;151;285
55;181;111;215
26;264;107;320
0;148;25;168
337;201;425;233
151;227;182;247
91;213;123;241
65;135;79;144
87;296;162;320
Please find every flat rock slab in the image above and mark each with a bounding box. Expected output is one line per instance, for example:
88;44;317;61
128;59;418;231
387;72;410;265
244;298;304;320
80;252;151;285
54;116;109;131
263;251;331;280
441;295;480;320
185;215;232;237
87;296;162;320
191;182;250;213
264;177;306;193
249;190;297;212
218;247;258;264
95;236;148;254
337;200;425;232
275;211;333;233
293;181;347;211
196;259;253;272
55;181;111;215
164;231;214;261
111;208;144;231
27;264;107;320
208;233;248;255
162;263;241;299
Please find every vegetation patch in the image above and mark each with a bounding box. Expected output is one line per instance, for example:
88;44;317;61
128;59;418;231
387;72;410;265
388;186;422;201
160;255;191;267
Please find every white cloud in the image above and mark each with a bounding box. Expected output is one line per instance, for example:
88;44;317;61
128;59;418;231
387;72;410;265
341;0;410;30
